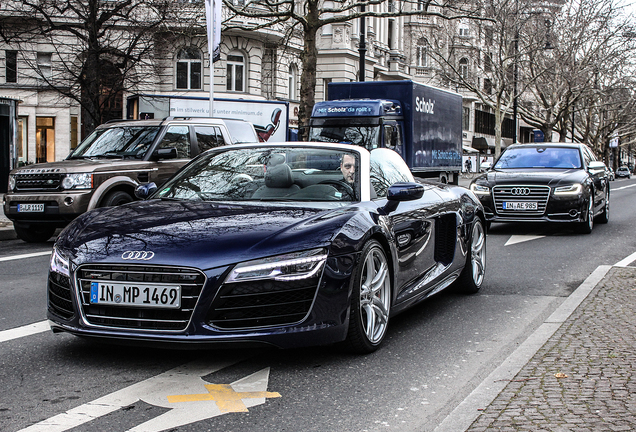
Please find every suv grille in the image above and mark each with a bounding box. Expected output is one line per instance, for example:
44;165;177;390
76;264;205;331
15;172;62;191
493;185;550;216
206;277;320;329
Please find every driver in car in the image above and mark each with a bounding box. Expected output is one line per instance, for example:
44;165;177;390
341;154;356;184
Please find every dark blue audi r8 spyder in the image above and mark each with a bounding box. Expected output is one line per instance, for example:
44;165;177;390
48;142;486;353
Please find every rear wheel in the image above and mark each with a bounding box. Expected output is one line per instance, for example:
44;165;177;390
14;222;56;243
454;218;486;294
101;191;133;207
577;197;594;234
344;240;392;354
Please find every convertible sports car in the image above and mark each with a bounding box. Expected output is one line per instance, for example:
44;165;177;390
469;142;609;233
48;143;486;353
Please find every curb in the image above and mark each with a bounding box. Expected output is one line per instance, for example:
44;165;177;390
433;264;613;432
0;224;17;241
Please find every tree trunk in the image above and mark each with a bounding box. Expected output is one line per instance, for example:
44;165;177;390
298;1;320;141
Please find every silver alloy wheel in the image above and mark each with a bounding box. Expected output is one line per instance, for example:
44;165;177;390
359;246;391;344
470;221;486;287
586;197;594;231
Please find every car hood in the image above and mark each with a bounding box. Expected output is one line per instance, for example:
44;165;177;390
11;159;151;175
478;168;587;186
57;199;362;270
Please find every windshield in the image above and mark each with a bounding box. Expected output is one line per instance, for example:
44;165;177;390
68;126;160;159
309;125;381;150
224;120;259;143
495;146;582;169
156;147;360;202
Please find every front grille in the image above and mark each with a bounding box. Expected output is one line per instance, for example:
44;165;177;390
435;214;457;266
15;172;62;191
76;264;205;331
207;277;320;329
48;272;74;319
493;185;550;216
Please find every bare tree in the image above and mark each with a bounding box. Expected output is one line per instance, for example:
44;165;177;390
222;0;487;139
0;0;179;137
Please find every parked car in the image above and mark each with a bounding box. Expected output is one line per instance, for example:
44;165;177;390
3;117;258;243
47;142;486;353
607;167;615;181
469;143;610;234
616;166;631;179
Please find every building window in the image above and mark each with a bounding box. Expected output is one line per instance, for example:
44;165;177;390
484;78;493;95
463;107;470;131
17;117;27;165
416;38;428;67
288;64;297;100
6;50;17;83
458;20;470;37
176;47;202;90
226;53;245;92
37;52;52;79
36;117;55;163
459;58;469;79
70;116;79;149
323;78;332;101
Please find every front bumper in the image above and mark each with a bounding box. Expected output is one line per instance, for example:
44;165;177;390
47;255;356;349
4;190;94;226
477;192;587;224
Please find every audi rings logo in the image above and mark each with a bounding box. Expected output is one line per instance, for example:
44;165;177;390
122;250;155;260
511;187;531;196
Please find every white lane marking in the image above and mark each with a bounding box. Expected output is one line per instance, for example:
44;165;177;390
504;235;546;246
615;251;636;267
0;251;51;262
610;183;636;191
17;356;281;432
0;320;50;343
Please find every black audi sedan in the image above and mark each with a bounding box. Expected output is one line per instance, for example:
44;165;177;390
48;142;486;353
469;142;609;234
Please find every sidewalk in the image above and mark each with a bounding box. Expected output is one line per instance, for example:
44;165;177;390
438;263;636;431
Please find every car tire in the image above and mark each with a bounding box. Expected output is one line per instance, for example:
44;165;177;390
577;197;594;234
101;191;133;207
344;240;392;354
596;192;609;224
454;218;486;294
14;222;56;243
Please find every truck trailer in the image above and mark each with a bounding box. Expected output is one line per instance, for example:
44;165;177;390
309;80;462;184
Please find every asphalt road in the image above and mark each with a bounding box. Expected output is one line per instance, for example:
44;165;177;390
1;176;636;432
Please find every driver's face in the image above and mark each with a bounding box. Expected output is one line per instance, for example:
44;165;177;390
341;154;356;184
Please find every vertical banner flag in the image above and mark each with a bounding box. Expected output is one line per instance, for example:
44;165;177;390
205;0;222;63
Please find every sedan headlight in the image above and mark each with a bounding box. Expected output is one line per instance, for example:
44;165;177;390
226;248;328;283
62;173;93;190
50;247;70;278
8;174;15;191
554;184;582;195
470;183;490;195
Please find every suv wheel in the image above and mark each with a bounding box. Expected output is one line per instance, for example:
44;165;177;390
14;222;56;243
102;191;133;207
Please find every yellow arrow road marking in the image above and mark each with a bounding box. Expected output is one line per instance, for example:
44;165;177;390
168;383;281;413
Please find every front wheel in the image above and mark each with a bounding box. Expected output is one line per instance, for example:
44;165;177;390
576;197;594;234
14;222;56;243
344;240;392;354
454;218;486;294
595;192;609;224
101;191;133;207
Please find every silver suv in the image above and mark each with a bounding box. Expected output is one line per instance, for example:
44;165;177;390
3;116;257;242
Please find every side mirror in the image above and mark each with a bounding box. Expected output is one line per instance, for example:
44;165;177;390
152;147;178;160
588;161;606;173
382;182;425;214
135;182;157;199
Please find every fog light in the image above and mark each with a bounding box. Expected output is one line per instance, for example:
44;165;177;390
64;197;74;206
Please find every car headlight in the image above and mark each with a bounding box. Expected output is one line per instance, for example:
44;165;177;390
8;174;15;191
226;248;328;283
554;184;582;195
62;173;93;190
50;247;70;278
470;183;490;195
